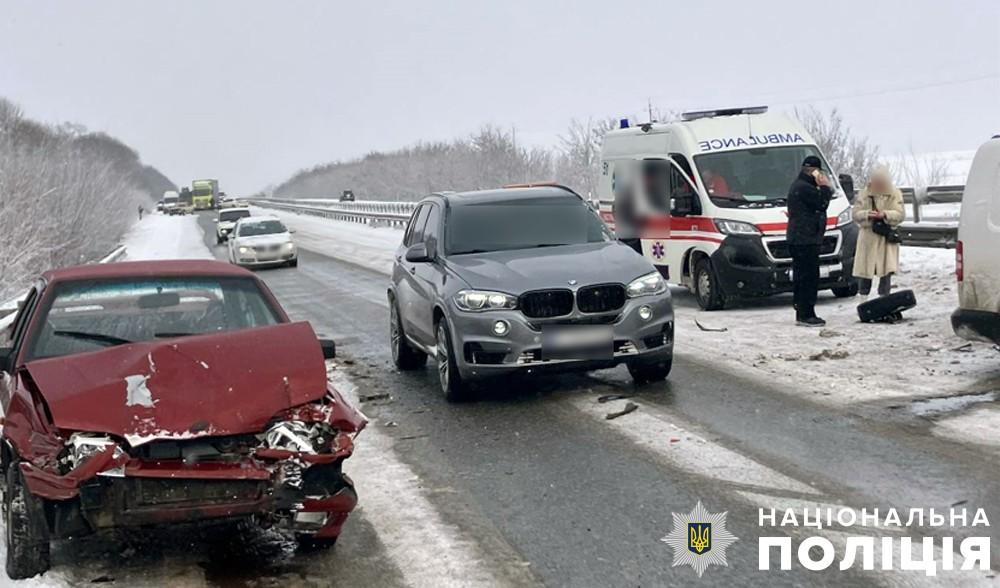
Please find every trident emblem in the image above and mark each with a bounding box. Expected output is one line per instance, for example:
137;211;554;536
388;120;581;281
688;523;711;554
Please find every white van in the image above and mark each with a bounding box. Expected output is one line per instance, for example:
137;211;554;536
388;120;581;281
952;136;1000;344
598;106;859;310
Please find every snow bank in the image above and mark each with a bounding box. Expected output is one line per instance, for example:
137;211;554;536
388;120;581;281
122;214;213;261
679;247;999;407
261;204;999;412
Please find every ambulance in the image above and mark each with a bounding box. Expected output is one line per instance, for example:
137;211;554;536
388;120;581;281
598;106;859;310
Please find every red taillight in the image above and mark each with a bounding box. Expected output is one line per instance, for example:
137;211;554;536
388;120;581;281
956;240;964;282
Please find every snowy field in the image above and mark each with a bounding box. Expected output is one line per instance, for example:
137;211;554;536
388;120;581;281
257;207;1000;447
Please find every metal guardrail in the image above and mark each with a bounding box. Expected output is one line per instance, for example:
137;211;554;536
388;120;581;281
247;198;415;228
256;185;965;248
896;185;963;248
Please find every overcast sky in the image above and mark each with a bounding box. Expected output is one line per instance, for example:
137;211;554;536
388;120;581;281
1;0;998;194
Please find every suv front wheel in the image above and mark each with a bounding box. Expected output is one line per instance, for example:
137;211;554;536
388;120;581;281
390;299;427;370
435;318;470;402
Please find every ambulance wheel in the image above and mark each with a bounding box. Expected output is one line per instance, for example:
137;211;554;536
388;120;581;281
693;258;725;311
832;283;858;298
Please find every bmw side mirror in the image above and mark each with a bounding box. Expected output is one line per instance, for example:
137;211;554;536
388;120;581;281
318;338;336;360
405;243;431;263
0;347;13;373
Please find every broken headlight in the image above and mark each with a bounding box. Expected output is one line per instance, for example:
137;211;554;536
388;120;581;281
67;433;116;469
263;421;335;454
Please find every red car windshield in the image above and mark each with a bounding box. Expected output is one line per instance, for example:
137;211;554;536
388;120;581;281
27;277;282;360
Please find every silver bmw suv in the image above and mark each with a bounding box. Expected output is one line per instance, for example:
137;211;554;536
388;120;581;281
387;186;674;401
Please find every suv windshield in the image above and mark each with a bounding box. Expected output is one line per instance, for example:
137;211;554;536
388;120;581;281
694;145;834;207
220;209;251;222
446;197;611;255
238;220;286;236
28;277;282;360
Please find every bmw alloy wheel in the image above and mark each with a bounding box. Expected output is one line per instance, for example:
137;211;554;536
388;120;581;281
436;323;449;392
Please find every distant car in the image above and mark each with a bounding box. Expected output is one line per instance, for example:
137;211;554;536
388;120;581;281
219;197;238;209
228;216;298;268
952;136;1000;344
340;190;356;202
388;186;674;402
215;207;252;243
0;260;363;579
155;200;165;212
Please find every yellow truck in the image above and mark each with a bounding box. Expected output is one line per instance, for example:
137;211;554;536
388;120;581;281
192;179;219;210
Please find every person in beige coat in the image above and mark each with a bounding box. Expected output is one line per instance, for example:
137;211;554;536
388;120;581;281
852;166;905;298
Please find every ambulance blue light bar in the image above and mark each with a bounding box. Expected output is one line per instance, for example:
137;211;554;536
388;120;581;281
619;118;630;129
681;106;769;121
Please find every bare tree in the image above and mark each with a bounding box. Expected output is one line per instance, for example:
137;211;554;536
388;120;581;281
554;118;618;198
275;125;554;201
0;97;173;299
886;149;950;189
794;106;880;183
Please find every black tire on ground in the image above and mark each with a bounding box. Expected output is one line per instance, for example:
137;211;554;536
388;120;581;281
832;283;859;298
4;465;51;580
628;356;673;384
287;258;299;268
216;235;224;245
693;258;725;311
389;299;427;370
857;289;917;323
435;318;471;402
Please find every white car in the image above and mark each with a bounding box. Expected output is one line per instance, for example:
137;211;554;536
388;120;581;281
952;135;1000;344
215;207;252;243
228;216;298;268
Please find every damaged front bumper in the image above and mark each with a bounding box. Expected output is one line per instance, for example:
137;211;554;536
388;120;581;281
21;419;360;540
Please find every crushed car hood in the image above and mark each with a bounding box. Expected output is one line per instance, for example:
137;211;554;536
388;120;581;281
25;322;328;446
445;241;653;292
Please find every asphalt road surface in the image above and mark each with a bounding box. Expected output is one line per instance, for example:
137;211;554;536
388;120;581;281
42;212;1000;587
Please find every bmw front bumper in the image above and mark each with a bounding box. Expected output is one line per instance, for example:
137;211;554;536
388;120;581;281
447;294;674;380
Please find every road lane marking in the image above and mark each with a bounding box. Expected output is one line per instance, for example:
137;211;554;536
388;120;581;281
330;369;532;588
567;395;820;498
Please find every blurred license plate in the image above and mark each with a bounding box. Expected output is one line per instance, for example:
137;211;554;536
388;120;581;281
541;325;613;361
820;263;842;278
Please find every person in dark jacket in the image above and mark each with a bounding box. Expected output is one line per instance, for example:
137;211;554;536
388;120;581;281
786;155;833;326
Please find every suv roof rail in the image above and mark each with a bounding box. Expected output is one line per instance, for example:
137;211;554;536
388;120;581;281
500;182;581;196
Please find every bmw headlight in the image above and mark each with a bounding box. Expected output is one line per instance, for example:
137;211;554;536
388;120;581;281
454;290;517;312
627;271;667;298
714;219;761;235
836;206;853;227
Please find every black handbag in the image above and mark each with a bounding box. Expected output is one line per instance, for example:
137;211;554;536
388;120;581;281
869;196;902;244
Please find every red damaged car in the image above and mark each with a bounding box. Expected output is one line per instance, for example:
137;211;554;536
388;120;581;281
0;260;366;579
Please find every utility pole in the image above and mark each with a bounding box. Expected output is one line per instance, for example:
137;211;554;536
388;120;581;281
648;98;654;123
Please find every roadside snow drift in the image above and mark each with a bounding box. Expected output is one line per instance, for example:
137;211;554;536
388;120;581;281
122;214;213;261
